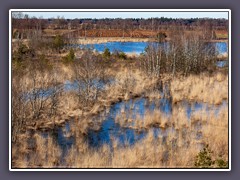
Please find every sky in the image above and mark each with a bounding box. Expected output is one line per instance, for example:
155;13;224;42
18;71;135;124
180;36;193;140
18;11;229;19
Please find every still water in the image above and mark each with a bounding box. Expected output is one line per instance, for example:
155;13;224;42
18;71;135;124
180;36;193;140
77;41;227;55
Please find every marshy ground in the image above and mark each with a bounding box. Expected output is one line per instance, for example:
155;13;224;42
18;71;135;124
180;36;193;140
11;26;229;168
12;57;228;168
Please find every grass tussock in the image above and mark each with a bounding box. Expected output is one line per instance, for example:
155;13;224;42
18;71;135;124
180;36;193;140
134;110;170;129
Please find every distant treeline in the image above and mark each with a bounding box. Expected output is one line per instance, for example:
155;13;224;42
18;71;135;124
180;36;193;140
12;12;228;31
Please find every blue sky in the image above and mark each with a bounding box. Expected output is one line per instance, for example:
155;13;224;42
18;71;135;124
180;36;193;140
20;11;228;19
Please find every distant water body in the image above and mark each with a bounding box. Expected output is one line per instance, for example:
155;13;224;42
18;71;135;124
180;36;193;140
76;41;227;55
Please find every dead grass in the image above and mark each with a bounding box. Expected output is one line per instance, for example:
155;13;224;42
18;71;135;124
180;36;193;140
63;127;201;168
12;101;228;168
12;132;62;168
43;29;75;36
102;68;158;102
170;73;228;105
76;37;152;45
215;30;228;39
145;90;162;100
12;133;30;168
133;109;170;129
171;106;190;129
12;59;229;168
201;106;228;161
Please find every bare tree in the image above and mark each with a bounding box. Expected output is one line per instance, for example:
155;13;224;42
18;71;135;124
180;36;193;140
72;50;106;108
12;58;63;142
26;60;63;120
139;30;217;77
139;42;168;77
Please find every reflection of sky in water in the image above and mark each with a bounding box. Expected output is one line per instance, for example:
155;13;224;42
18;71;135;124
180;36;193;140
41;121;75;163
23;86;63;101
79;42;159;54
49;95;227;151
216;60;228;68
215;42;228;54
64;78;114;92
182;100;227;119
24;42;228;101
75;41;227;55
87;96;172;148
39;81;227;152
87;118;147;148
85;96;226;148
64;79;107;92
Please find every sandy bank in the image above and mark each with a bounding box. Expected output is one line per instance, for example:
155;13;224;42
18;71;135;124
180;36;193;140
76;37;154;44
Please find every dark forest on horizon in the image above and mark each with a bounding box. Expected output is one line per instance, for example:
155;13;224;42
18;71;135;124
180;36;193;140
12;12;228;31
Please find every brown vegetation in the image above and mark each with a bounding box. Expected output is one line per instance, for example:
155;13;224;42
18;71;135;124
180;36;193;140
11;14;229;169
170;73;228;104
12;103;227;168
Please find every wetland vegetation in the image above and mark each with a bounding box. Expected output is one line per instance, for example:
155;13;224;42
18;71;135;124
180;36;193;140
11;12;229;169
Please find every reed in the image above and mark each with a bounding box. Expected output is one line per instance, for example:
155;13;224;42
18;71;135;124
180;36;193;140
170;73;228;105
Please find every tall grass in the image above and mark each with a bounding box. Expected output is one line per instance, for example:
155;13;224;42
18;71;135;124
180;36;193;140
170;72;228;104
12;132;62;168
12;84;228;168
61;105;228;168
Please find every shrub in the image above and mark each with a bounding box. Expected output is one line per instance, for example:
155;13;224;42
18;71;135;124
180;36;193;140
156;32;167;42
38;54;52;70
63;48;75;64
53;35;64;53
13;42;35;67
195;144;215;168
215;158;228;168
118;52;127;60
102;48;111;59
195;144;228;168
113;50;127;60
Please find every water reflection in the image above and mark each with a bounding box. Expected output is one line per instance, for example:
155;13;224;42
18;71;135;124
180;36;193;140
74;41;227;55
50;95;226;151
